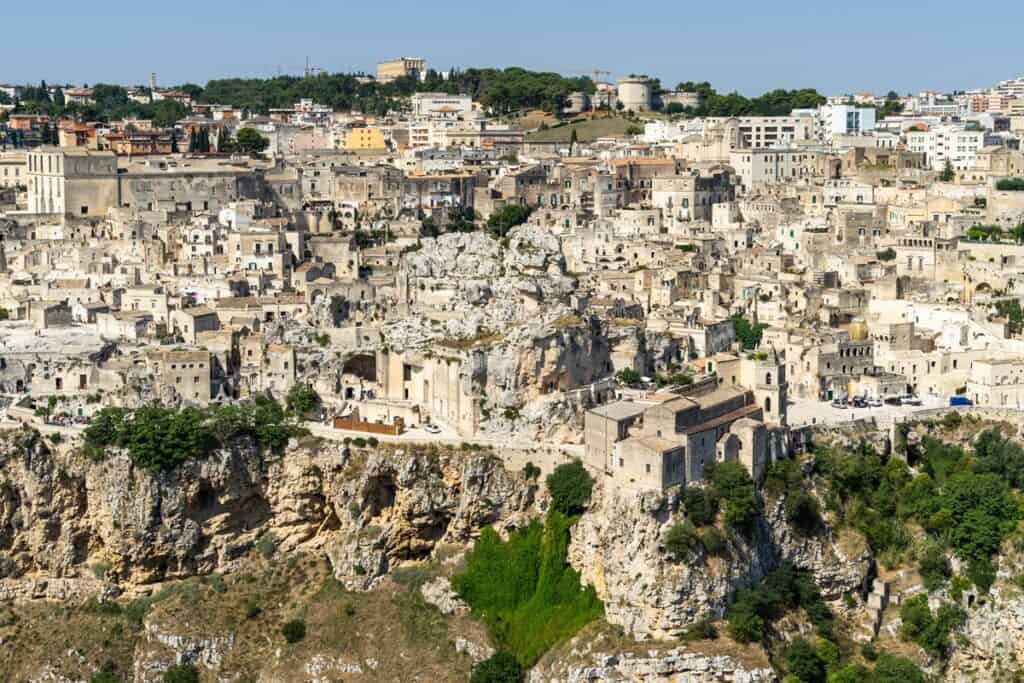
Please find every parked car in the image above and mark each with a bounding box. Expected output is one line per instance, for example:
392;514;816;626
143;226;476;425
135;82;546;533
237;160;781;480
867;398;883;408
900;395;922;406
852;397;867;408
949;395;973;407
831;400;848;409
423;423;442;435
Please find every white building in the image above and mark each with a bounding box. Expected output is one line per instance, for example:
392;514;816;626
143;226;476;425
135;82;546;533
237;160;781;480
817;104;875;143
728;148;818;191
734;116;814;148
410;93;474;121
906;125;985;171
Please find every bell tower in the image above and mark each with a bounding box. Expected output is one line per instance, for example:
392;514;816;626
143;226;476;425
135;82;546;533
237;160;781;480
754;345;787;426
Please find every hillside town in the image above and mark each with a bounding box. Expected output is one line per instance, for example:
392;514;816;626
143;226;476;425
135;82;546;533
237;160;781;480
3;65;1024;495
11;38;1024;682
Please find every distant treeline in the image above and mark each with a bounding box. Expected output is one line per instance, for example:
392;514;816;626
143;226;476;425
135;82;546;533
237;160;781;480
672;81;826;116
201;67;594;116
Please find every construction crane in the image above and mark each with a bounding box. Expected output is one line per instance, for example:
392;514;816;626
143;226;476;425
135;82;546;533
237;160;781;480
273;58;323;78
550;67;615;84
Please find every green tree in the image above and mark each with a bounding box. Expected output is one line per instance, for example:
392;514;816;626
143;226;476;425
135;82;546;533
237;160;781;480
162;664;199;683
682;486;718;526
705;461;759;531
939;159;956;182
614;367;642;387
871;654;926;683
471;652;524;683
235;127;269;156
216;126;231;152
52;87;65;106
784;638;826;683
486;203;532;238
546;460;594;516
663;520;700;560
286;383;320;416
731;313;767;350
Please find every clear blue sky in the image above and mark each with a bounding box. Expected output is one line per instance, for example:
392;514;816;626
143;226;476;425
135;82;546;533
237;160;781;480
3;0;1022;95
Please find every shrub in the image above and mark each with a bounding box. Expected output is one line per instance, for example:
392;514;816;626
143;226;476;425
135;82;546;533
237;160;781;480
700;527;727;555
899;594;965;659
367;437;379;447
918;542;951;591
726;562;833;643
244;601;262;619
282;618;307;643
663;520;700;560
705;461;759;532
162;665;199;683
872;654;927;683
255;532;277;559
784;638;826;683
352;437;367;448
83;400;301;469
682;486;718;526
470;652;524;683
546;460;594;516
681;619;718;641
996;177;1024;192
876;247;897;261
941;411;963;430
285;384;319;416
90;673;120;683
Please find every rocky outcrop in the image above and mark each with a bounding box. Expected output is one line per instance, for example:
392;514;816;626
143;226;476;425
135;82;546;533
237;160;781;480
530;625;776;683
569;483;870;640
530;651;777;683
947;588;1024;682
0;429;536;594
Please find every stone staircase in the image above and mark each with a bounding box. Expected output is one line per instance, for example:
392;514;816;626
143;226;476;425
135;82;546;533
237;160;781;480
856;569;927;642
856;578;891;642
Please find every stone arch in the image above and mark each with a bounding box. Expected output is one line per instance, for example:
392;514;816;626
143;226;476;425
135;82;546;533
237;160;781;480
717;433;742;464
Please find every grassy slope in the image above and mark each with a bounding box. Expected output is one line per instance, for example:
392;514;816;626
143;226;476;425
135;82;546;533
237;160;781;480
525;116;635;143
0;554;486;682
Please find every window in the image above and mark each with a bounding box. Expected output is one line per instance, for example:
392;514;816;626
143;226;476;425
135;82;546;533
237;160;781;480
81;206;88;215
765;396;771;413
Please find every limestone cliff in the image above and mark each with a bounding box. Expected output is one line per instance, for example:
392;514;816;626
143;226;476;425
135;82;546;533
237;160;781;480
0;429;535;595
569;483;871;640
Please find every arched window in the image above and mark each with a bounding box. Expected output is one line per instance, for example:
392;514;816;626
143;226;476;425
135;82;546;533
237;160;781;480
765;372;772;385
765;396;772;414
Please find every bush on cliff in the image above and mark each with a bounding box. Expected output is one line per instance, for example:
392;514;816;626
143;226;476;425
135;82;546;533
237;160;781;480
470;652;524;683
83;398;302;470
452;511;603;666
162;665;199;683
546;460;594;516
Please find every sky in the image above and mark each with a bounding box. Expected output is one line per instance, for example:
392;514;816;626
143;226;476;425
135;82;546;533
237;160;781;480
3;0;1023;96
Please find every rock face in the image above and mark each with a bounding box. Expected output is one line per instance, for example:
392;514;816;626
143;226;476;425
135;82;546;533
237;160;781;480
0;430;536;593
947;588;1024;682
569;484;870;639
530;651;777;683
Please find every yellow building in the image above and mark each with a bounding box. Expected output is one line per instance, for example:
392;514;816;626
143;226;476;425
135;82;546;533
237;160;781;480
376;57;426;84
342;127;387;151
